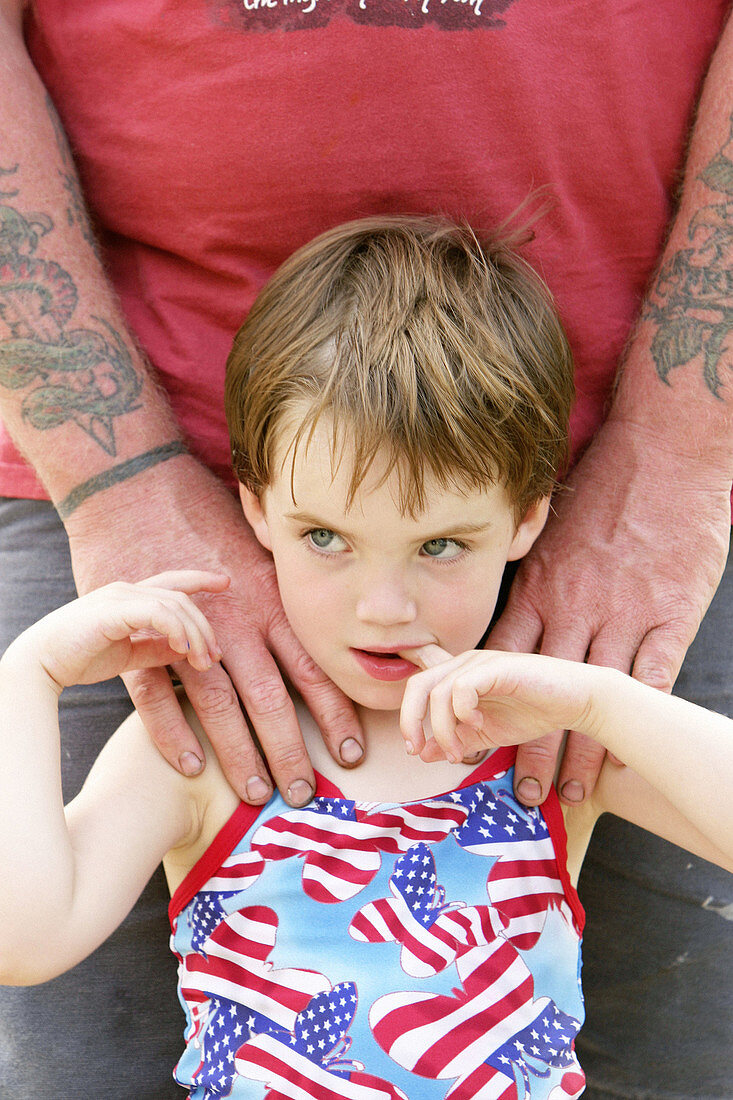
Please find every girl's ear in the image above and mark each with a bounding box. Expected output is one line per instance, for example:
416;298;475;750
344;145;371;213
506;495;551;562
238;484;272;552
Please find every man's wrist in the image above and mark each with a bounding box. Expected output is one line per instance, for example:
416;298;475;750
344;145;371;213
59;446;244;577
589;407;733;488
56;441;189;520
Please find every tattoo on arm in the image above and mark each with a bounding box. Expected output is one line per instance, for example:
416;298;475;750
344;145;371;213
45;92;99;250
644;112;733;400
0;163;143;455
56;441;188;519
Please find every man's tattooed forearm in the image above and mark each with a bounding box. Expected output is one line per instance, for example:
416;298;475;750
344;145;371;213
0;164;142;455
45;92;98;249
56;441;188;519
644;114;733;399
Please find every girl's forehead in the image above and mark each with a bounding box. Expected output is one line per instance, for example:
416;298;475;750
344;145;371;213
267;425;516;535
272;415;495;501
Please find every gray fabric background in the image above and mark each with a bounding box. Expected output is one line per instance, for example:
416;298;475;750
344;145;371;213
0;499;181;1098
577;546;733;1099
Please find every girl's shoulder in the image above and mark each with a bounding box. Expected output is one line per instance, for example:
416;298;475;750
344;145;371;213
159;693;241;895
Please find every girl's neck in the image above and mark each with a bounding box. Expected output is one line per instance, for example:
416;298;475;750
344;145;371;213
296;697;487;804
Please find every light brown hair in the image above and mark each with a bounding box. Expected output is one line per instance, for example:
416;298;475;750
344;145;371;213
225;215;574;516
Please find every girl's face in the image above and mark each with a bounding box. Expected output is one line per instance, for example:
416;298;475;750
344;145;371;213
240;421;547;715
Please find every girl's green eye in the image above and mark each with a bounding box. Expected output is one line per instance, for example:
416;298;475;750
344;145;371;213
421;538;463;560
310;528;335;548
307;528;347;552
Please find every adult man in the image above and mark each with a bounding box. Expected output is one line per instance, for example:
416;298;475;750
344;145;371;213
0;1;730;1095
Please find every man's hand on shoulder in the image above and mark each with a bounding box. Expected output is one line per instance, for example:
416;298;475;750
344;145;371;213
66;453;364;807
488;415;731;807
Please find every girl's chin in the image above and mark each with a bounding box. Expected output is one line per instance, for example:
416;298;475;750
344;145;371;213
332;677;406;713
317;654;423;712
353;699;402;717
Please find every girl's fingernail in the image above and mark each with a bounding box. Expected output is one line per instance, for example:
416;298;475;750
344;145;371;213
405;740;416;756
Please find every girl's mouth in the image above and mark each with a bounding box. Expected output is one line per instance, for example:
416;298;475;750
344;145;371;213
350;648;421;682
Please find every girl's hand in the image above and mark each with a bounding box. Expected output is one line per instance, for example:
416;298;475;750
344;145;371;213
22;572;229;691
399;645;598;763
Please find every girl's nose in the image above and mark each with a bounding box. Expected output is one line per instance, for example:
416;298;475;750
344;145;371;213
355;573;418;626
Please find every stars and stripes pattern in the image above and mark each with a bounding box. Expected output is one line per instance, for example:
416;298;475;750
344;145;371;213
203;847;266;896
188;891;241;955
370;942;582;1099
446;1000;583;1100
350;841;505;978
235;984;410;1100
181;903;330;1033
452;784;576;949
174;992;274;1097
172;772;584;1099
250;795;468;904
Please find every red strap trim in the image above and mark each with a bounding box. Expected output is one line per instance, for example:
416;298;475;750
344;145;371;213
169;747;585;937
168;770;348;925
540;785;586;934
168;800;261;925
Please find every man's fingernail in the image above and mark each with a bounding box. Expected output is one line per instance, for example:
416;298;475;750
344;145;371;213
561;780;585;804
517;777;542;803
246;776;271;803
179;751;203;777
287;779;314;807
340;738;364;765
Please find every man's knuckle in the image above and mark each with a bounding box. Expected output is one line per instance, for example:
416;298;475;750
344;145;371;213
148;724;185;756
319;698;357;733
129;675;171;712
267;742;309;772
567;744;604;772
196;680;240;717
245;675;290;718
211;728;258;764
635;665;676;693
517;742;559;770
289;648;326;688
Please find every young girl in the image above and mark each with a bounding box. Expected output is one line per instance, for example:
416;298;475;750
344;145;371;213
1;217;730;1098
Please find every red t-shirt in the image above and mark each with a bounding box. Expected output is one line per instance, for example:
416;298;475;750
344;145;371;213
2;0;727;498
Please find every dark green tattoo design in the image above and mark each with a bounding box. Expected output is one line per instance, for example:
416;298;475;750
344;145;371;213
645;116;733;399
0;164;142;454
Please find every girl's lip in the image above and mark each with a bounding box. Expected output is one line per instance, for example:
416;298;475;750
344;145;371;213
350;647;422;682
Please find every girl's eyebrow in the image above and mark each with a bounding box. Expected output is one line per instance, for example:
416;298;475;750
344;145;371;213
284;510;338;526
428;521;494;537
284;510;355;535
284;510;495;539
